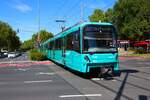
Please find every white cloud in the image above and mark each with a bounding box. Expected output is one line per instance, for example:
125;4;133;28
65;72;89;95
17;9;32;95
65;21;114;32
6;0;32;13
15;2;32;13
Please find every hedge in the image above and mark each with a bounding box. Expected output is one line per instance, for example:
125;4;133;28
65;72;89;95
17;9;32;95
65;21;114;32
29;49;46;61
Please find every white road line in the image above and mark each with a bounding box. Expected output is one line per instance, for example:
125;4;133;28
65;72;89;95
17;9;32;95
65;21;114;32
59;94;102;98
36;72;55;75
24;80;52;84
91;78;100;81
15;68;27;71
112;79;116;82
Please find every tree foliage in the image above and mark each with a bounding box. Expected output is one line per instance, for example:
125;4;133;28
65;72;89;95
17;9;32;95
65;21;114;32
20;39;33;51
0;21;21;51
21;30;53;51
89;0;150;41
113;0;150;41
38;30;53;42
105;8;113;22
89;9;107;22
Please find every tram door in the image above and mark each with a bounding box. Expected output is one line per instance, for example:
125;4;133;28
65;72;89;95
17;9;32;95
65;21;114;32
62;37;66;65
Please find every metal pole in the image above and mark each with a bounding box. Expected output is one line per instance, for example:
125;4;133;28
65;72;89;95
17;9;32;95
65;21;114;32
37;0;40;42
80;3;84;22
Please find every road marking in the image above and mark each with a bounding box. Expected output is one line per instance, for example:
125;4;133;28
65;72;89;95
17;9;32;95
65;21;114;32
24;80;52;84
14;68;27;71
91;78;100;81
59;94;102;98
36;72;55;75
112;79;116;82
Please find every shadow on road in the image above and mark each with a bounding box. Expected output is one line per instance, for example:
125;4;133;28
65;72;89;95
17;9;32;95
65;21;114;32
120;69;139;73
114;69;139;100
139;95;148;100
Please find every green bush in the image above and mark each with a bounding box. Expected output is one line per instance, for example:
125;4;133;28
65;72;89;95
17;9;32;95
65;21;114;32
135;47;145;54
30;49;46;61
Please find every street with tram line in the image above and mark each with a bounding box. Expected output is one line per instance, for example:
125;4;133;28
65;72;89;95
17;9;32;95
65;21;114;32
0;54;150;100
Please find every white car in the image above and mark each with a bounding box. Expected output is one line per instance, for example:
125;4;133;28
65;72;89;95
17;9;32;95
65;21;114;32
4;52;8;56
8;52;17;58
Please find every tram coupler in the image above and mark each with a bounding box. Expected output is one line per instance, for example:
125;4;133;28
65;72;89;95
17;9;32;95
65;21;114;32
98;67;113;78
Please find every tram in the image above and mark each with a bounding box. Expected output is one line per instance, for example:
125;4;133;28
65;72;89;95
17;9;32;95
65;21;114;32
40;22;120;77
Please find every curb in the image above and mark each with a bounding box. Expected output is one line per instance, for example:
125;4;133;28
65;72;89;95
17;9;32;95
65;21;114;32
0;60;51;64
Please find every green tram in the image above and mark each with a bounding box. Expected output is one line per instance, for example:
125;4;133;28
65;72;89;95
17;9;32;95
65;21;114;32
40;22;121;77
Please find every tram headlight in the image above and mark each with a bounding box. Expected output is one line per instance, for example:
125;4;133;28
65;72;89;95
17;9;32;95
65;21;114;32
84;56;90;62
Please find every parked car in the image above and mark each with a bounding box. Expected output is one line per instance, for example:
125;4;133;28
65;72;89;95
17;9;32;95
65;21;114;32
145;39;150;42
8;52;17;58
4;52;8;56
15;50;22;56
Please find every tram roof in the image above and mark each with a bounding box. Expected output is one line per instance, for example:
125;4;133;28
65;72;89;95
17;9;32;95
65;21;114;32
42;22;113;45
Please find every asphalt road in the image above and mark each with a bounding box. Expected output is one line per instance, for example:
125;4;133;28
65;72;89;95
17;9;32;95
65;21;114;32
0;57;150;100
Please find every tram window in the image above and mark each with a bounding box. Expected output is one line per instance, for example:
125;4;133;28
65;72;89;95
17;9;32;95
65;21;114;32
55;39;58;50
60;38;63;49
73;31;80;52
44;44;47;49
66;34;73;50
58;39;61;50
53;41;55;50
48;42;51;50
55;39;61;50
51;41;54;50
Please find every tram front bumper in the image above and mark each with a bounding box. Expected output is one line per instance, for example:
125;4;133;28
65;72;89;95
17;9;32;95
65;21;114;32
86;62;121;76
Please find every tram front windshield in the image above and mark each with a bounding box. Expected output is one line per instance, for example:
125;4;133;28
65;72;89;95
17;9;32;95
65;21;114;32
83;25;117;53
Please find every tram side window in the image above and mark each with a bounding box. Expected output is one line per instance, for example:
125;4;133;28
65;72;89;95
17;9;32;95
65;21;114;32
48;42;51;50
55;39;61;50
53;41;56;50
59;38;64;49
58;39;62;50
46;44;49;50
55;39;58;50
51;41;54;50
58;39;61;50
66;34;73;50
44;44;47;50
73;31;80;52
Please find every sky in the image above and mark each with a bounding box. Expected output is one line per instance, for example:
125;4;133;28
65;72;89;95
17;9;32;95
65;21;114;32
0;0;117;42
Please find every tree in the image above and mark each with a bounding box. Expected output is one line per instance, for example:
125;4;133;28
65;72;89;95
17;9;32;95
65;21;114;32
20;39;33;51
32;30;53;43
21;30;53;51
105;8;113;22
89;9;107;22
38;30;53;42
0;21;21;51
112;0;150;41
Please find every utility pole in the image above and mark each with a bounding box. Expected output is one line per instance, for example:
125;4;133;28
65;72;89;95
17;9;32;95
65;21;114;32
37;0;40;43
80;3;85;22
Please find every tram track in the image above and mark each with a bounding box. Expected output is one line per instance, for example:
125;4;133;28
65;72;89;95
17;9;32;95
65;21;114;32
89;69;150;100
128;74;150;81
113;77;150;92
90;79;133;100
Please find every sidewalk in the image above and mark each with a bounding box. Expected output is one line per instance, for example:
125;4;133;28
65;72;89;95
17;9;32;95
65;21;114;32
0;61;52;68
